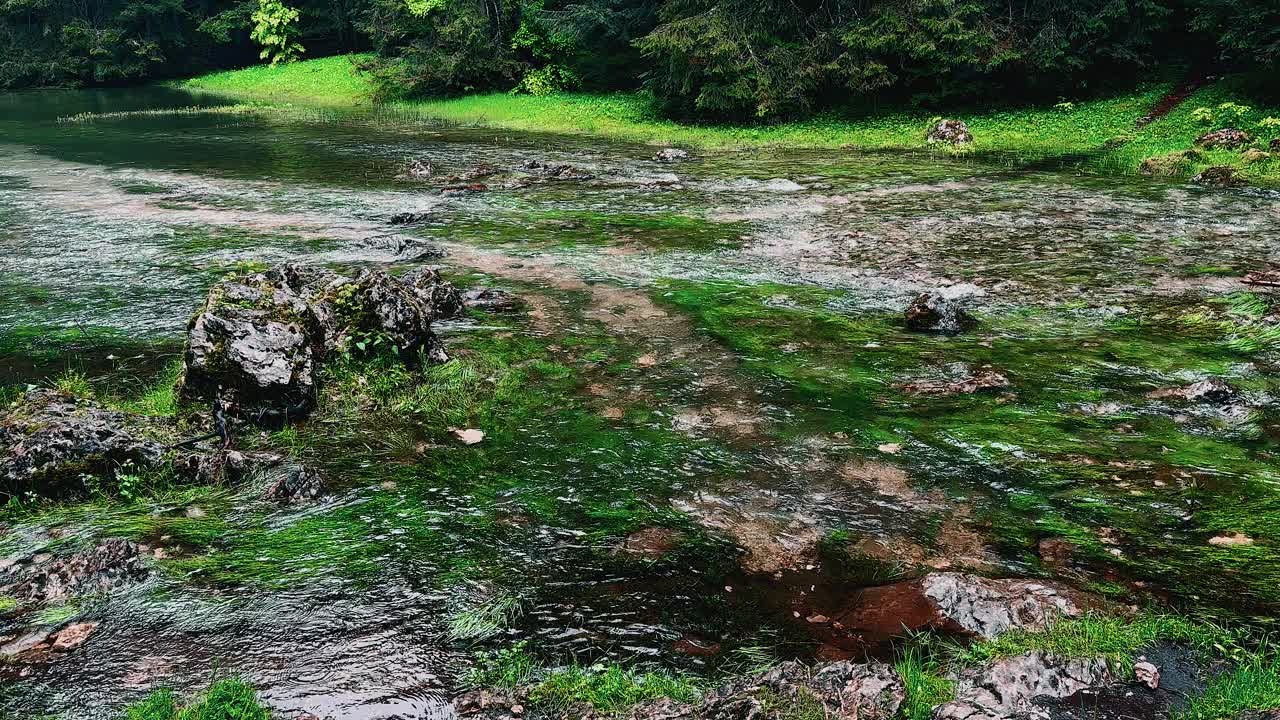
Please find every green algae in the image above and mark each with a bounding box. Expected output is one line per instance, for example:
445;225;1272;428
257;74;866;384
654;279;1280;615
434;205;748;252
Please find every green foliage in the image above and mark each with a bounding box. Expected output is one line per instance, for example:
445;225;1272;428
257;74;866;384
1181;650;1280;719
529;663;700;714
123;678;269;720
896;642;955;720
465;642;540;689
250;0;305;66
52;370;93;399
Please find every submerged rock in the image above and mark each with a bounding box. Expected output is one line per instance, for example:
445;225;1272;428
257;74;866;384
926;119;974;145
519;160;595;181
1192;165;1247;187
898;367;1010;396
178;264;458;422
1195;128;1253;149
0;538;146;606
1146;378;1238;404
905;293;978;334
833;572;1097;642
388;211;433;226
462;288;525;312
654;148;690;163
934;651;1111;719
262;464;323;503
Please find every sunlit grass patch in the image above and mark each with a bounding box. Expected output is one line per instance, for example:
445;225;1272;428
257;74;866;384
124;677;269;720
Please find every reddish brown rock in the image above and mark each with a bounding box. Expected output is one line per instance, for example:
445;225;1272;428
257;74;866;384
833;572;1098;642
50;622;97;652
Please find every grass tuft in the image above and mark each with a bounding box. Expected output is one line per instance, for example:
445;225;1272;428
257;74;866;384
124;677;269;720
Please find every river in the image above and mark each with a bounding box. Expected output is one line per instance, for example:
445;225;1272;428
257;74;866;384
1;88;1279;718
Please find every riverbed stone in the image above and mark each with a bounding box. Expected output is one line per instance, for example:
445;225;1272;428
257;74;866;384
654;148;690;162
1195;128;1253;149
933;652;1111;719
905;293;978;334
834;572;1096;642
926;119;974;145
463;288;525;312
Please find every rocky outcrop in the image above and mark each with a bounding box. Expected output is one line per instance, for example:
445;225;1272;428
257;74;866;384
1195;128;1252;149
1138;149;1202;176
178;264;460;421
0;391;252;498
1192;166;1247;187
834;573;1097;642
905;293;978;334
927;119;974;145
933;652;1111;719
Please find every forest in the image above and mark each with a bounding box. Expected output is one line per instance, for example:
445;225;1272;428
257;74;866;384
2;0;1278;119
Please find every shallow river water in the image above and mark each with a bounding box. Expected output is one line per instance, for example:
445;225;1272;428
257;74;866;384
2;88;1280;719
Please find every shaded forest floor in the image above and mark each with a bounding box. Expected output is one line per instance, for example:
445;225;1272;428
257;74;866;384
177;55;1280;186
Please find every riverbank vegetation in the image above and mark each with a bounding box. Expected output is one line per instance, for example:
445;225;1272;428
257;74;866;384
175;54;1280;184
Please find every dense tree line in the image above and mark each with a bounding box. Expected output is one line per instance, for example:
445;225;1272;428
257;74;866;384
2;0;1276;119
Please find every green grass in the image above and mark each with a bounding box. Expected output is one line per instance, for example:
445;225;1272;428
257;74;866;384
124;678;269;720
464;641;700;715
1094;78;1280;184
951;614;1238;675
530;664;701;715
177;54;376;107
896;643;956;720
1181;651;1280;719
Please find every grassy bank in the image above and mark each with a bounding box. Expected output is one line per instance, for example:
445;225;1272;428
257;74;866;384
177;55;1280;183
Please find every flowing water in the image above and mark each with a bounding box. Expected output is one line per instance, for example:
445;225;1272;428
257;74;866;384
2;88;1280;719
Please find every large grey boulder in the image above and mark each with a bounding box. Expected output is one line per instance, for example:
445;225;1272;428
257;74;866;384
178;264;462;421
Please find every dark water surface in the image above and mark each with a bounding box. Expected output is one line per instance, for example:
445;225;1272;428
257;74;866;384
2;88;1280;719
